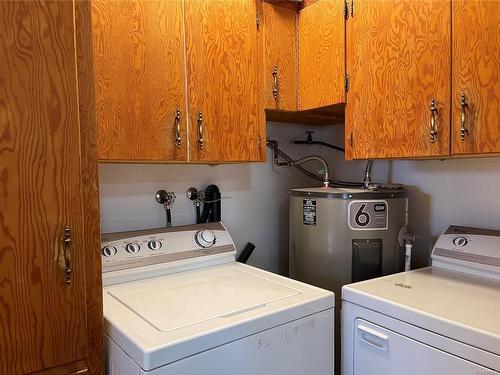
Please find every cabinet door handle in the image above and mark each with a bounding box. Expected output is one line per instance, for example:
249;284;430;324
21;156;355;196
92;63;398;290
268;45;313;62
63;226;72;285
429;98;438;143
174;108;181;149
357;324;389;351
272;64;278;99
197;112;203;150
460;93;469;141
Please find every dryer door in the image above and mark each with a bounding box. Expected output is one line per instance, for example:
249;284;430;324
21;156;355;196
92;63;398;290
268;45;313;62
353;319;493;375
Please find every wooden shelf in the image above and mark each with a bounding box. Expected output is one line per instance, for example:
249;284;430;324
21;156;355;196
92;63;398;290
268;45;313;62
265;103;345;125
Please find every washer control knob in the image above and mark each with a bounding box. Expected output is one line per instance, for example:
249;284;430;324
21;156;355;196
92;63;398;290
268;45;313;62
195;229;216;248
148;240;162;251
101;246;117;257
125;243;141;254
452;236;468;247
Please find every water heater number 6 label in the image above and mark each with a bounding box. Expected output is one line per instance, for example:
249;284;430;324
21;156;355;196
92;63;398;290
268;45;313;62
348;200;388;230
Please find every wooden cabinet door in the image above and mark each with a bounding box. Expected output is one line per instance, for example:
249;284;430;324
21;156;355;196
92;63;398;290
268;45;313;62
298;0;345;110
0;1;88;373
263;2;297;111
345;0;451;160
452;0;500;155
185;0;262;162
92;0;187;161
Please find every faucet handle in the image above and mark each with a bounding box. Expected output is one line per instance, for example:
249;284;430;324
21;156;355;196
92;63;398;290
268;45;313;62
186;187;204;205
156;190;176;208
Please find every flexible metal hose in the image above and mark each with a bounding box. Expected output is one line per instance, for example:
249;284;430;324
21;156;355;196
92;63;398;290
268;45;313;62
267;140;364;188
290;155;330;186
364;160;374;188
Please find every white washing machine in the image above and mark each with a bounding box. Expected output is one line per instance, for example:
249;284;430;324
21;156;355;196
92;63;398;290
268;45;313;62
342;225;500;375
101;222;334;375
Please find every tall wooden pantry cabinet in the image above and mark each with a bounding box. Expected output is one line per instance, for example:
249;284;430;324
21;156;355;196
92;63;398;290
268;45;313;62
0;1;103;374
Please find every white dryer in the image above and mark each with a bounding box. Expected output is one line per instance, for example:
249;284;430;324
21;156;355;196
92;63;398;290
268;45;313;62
101;222;334;375
342;225;500;375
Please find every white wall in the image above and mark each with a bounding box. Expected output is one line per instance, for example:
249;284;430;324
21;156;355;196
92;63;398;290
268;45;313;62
386;158;500;267
98;123;344;274
98;122;500;273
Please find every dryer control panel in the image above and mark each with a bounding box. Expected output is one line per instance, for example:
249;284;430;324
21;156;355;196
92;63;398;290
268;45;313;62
101;222;235;274
432;225;500;280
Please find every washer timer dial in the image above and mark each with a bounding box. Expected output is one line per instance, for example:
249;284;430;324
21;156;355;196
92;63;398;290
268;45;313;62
195;229;216;248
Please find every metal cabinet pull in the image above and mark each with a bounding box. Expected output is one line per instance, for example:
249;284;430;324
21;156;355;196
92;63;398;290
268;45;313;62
272;65;278;99
63;226;72;284
429;98;438;143
460;93;468;141
174;108;181;148
197;112;203;150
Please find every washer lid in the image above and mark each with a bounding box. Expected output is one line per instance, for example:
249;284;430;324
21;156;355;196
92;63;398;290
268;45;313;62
104;263;334;371
107;266;300;332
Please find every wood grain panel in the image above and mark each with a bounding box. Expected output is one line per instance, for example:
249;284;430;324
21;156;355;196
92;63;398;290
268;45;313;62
345;0;451;160
256;0;267;162
185;0;261;162
92;0;187;161
452;0;500;155
263;2;297;110
30;360;87;375
0;1;87;373
263;0;298;11
298;0;345;110
298;0;321;10
75;1;104;374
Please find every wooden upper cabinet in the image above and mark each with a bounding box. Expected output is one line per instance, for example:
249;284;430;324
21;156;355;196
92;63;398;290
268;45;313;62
92;0;263;163
185;0;262;162
298;0;345;110
92;0;187;162
345;0;451;160
452;0;500;155
262;2;297;111
0;1;88;373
